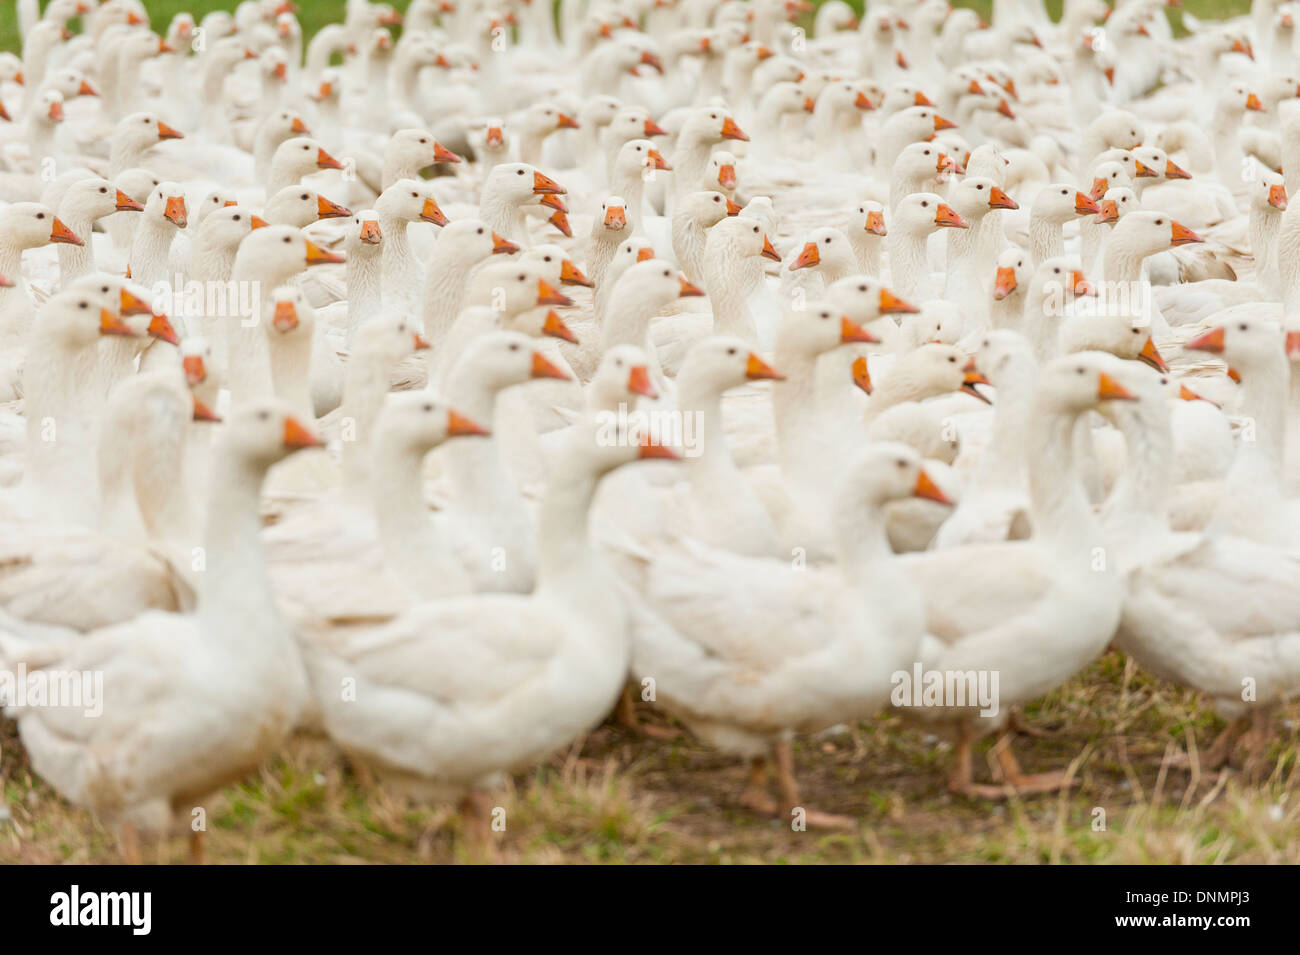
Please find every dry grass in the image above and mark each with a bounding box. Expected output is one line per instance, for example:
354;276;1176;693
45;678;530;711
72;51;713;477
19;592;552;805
4;651;1299;864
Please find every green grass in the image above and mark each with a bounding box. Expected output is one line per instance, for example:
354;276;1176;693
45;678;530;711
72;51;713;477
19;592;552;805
0;0;1255;56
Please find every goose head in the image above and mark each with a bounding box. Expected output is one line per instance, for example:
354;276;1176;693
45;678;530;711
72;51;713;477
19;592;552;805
376;391;490;458
894;141;954;183
1037;351;1140;416
680;190;741;229
581;95;627;133
458;330;573;393
890;343;990;403
61;177;144;223
1032;183;1099;224
1096;186;1137;225
594;196;631;237
884;106;958;147
485;162;567;205
42;68;98;102
0;202;81;249
679;335;784;395
235;224;343;287
1028;254;1092;312
194;190;237;226
853;200;887;237
789;227;858;274
343;211;383;257
196;204;266;253
1088;159;1132;201
1130;145;1190;182
615;137;671;178
680;105;749;146
606;106;668;150
993;247;1030;301
704;150;739;192
519;101;581;139
1185;313;1284;382
1216;80;1264;121
1249;167;1288;215
267;285;315;343
777;297;881;359
465;115;510;161
221;400;324;471
839;442;954;510
352;312;431;366
32;89;65;127
968;329;1036;390
265;185;352;227
522;244;591;288
893;192;966;237
39;285;139;348
827;275;917;325
948;175;1018;221
616;258;705;308
271;136;344;180
592;344;658;403
880;81;936;115
705;214;780;264
142;181;188;229
259;46;291;92
115;167;163;210
900;301;962;348
817;78;876;117
468;258;575;315
258;108;312;147
386;127;462;170
1109;210;1203;258
1085;110;1144;153
376;178;447;226
437;218;519;267
759;80;814;120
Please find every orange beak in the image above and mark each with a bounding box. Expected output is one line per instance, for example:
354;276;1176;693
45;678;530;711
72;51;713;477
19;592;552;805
1170;220;1203;245
182;355;207;386
717;163;737;189
1164;159;1192;180
413;333;431;350
1075;192;1100;215
447;409;489;437
537;279;573;307
1233;38;1255;59
433;141;462;164
420;198;448;226
880;288;918;314
790;241;820;270
119;288;153;316
1134;159;1156;177
1097;371;1137;401
914;91;934;106
548;210;572;237
147;312;180;345
191;396;221;422
49;216;83;245
914;469;954;505
864;210;886;235
539;193;567;213
485;126;505;147
47;98;64;122
542;309;579;344
1138;336;1168;372
99;307;136;337
317;195;352;219
157;120;183;140
1066;269;1092;297
163;195;187;228
1097;199;1119;223
604;205;628;230
559;259;592;287
855;90;875;110
802;96;817;113
968;79;985;95
305;239;345;265
626;364;657;398
1286;330;1300;359
934;203;967;228
725;197;742;216
639;50;664;73
272;61;287;81
636;247;655;262
290;116;309;134
316;148;344;170
721;116;749;141
530;351;571;380
993;266;1018;299
988;186;1018;210
933;113;957;131
556;112;580;129
644;118;668;137
1185;326;1225;353
359;219;381;244
961;368;992;402
745;352;784;380
679;276;706;297
77;79;98;97
996;98;1016;119
842;316;880;343
532;170;565;194
115;189;144;212
1269;184;1288;210
647;148;670;170
851;355;872;395
1090;176;1108;201
492;232;520;254
273;300;299;331
760;235;781;261
283;416;323;449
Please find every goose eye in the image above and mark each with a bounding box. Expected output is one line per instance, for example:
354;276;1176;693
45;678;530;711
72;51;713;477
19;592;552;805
615;358;623;366
923;149;930;155
258;411;269;420
100;187;107;193
423;402;433;412
948;355;957;362
1155;219;1163;225
517;169;525;175
233;215;241;221
508;343;519;351
283;236;291;243
1076;367;1086;375
420;138;428;144
921;201;928;207
824;237;831;243
412;192;418;197
477;228;484;234
1239;322;1248;331
896;459;907;469
36;213;44;219
727;347;737;355
1054;268;1060;274
79;301;88;308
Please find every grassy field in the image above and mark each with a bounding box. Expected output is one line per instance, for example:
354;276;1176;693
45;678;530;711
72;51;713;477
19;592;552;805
4;653;1299;864
0;0;1255;55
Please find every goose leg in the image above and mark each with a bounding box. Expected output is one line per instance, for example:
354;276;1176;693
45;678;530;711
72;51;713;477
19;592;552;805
1234;705;1275;774
772;740;855;829
120;822;142;865
1169;716;1249;772
1008;708;1056;739
737;756;780;815
189;828;206;865
990;732;1075;795
611;683;680;739
458;788;497;855
946;723;1012;798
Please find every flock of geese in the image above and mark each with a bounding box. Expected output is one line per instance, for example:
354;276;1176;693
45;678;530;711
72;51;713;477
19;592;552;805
1;0;1299;862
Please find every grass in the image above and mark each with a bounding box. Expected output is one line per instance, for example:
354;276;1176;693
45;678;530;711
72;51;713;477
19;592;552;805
0;0;1257;55
4;652;1300;863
